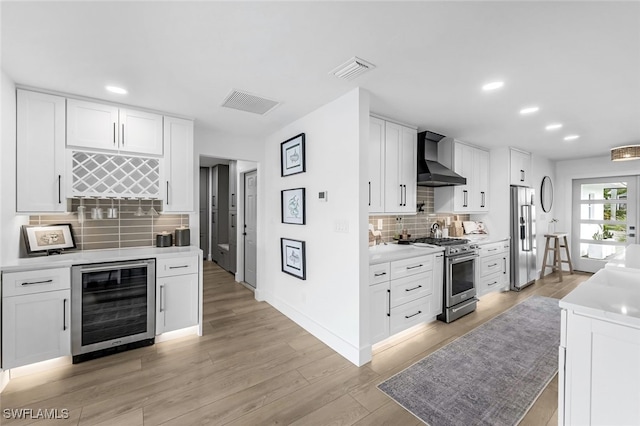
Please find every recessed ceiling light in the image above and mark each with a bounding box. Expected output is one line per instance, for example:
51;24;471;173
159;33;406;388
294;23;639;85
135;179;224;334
105;85;127;95
545;123;563;131
519;106;539;115
482;81;504;91
564;135;580;141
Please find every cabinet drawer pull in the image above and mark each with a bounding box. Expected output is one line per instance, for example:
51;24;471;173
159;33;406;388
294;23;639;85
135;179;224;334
374;272;387;277
21;279;53;286
488;263;498;268
169;265;189;269
159;285;165;312
405;285;422;292
387;289;391;317
63;298;68;331
406;264;423;270
487;248;498;252
488;281;498;286
405;310;422;319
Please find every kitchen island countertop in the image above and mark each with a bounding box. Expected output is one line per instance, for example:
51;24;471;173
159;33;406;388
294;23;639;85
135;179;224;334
369;243;444;264
1;246;202;272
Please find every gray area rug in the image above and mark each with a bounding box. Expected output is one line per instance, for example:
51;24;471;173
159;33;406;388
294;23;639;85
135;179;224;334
378;295;561;426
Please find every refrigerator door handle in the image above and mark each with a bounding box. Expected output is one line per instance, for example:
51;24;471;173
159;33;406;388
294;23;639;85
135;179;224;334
521;205;532;252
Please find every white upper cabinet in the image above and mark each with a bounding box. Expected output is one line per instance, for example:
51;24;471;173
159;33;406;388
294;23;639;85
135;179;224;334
119;108;164;156
368;117;385;213
16;89;66;213
368;116;417;215
67;99;163;156
509;148;532;187
163;116;194;212
435;139;489;213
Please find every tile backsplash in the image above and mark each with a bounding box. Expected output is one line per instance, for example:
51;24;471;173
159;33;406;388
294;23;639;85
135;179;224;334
369;186;470;242
29;199;189;252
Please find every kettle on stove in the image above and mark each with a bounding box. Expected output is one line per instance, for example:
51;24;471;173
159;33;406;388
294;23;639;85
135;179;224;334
430;222;442;239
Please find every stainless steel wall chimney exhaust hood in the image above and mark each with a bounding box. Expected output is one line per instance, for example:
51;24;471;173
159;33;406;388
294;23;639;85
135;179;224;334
417;131;467;187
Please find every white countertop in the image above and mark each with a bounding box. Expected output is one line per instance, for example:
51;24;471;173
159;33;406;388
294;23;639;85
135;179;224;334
559;267;640;329
369;243;444;264
468;235;510;245
605;244;640;271
1;246;202;272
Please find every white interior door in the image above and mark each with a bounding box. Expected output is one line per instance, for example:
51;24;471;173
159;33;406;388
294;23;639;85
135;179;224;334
572;176;638;272
244;170;257;288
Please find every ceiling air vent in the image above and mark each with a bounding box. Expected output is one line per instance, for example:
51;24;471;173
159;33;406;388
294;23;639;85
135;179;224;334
330;56;376;80
221;89;280;115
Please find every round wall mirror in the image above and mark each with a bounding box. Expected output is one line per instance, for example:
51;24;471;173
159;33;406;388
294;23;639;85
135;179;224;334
540;176;553;212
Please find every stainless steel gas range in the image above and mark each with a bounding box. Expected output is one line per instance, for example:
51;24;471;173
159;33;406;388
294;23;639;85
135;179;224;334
409;237;479;323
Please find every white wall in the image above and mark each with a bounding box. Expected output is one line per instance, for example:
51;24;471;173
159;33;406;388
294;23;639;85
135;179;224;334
555;155;640;270
259;87;370;366
530;153;556;273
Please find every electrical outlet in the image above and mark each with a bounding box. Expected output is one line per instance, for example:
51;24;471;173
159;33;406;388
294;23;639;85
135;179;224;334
377;219;383;230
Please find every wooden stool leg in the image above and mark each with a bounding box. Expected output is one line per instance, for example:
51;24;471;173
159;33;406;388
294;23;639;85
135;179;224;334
541;237;551;279
563;236;574;274
555;237;563;282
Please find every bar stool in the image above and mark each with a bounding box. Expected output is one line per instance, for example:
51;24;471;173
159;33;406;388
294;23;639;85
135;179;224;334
540;232;574;281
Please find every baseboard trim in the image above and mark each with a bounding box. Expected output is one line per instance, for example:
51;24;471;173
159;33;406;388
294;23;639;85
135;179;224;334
0;370;9;393
270;296;370;366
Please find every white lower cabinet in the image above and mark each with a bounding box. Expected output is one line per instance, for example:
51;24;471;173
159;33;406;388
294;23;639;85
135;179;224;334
559;309;640;425
476;240;510;297
156;256;199;334
369;281;391;344
2;268;71;369
369;252;443;345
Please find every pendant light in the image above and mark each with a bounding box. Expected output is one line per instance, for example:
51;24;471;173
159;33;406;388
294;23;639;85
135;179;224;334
611;145;640;161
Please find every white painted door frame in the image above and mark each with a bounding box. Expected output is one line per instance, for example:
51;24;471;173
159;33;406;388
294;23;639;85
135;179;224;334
571;175;638;272
243;170;258;288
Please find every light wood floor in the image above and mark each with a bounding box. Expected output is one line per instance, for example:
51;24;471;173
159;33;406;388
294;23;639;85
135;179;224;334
1;262;589;425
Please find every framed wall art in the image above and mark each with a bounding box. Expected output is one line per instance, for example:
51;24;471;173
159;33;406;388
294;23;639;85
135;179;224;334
281;188;305;225
22;223;76;255
281;133;305;177
281;238;306;280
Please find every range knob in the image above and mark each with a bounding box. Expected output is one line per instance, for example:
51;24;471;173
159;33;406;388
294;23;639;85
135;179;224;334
449;247;458;254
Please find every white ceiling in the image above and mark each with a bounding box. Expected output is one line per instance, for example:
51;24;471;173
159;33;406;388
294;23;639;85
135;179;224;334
2;1;639;161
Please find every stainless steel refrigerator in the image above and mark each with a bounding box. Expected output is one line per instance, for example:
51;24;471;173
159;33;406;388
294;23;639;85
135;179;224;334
510;186;537;291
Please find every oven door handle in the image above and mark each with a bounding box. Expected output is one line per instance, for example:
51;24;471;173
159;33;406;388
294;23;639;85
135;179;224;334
78;262;152;273
447;254;478;264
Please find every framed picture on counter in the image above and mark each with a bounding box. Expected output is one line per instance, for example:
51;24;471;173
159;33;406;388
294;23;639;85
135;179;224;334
22;223;76;255
281;188;305;225
281;133;305;176
281;238;306;280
